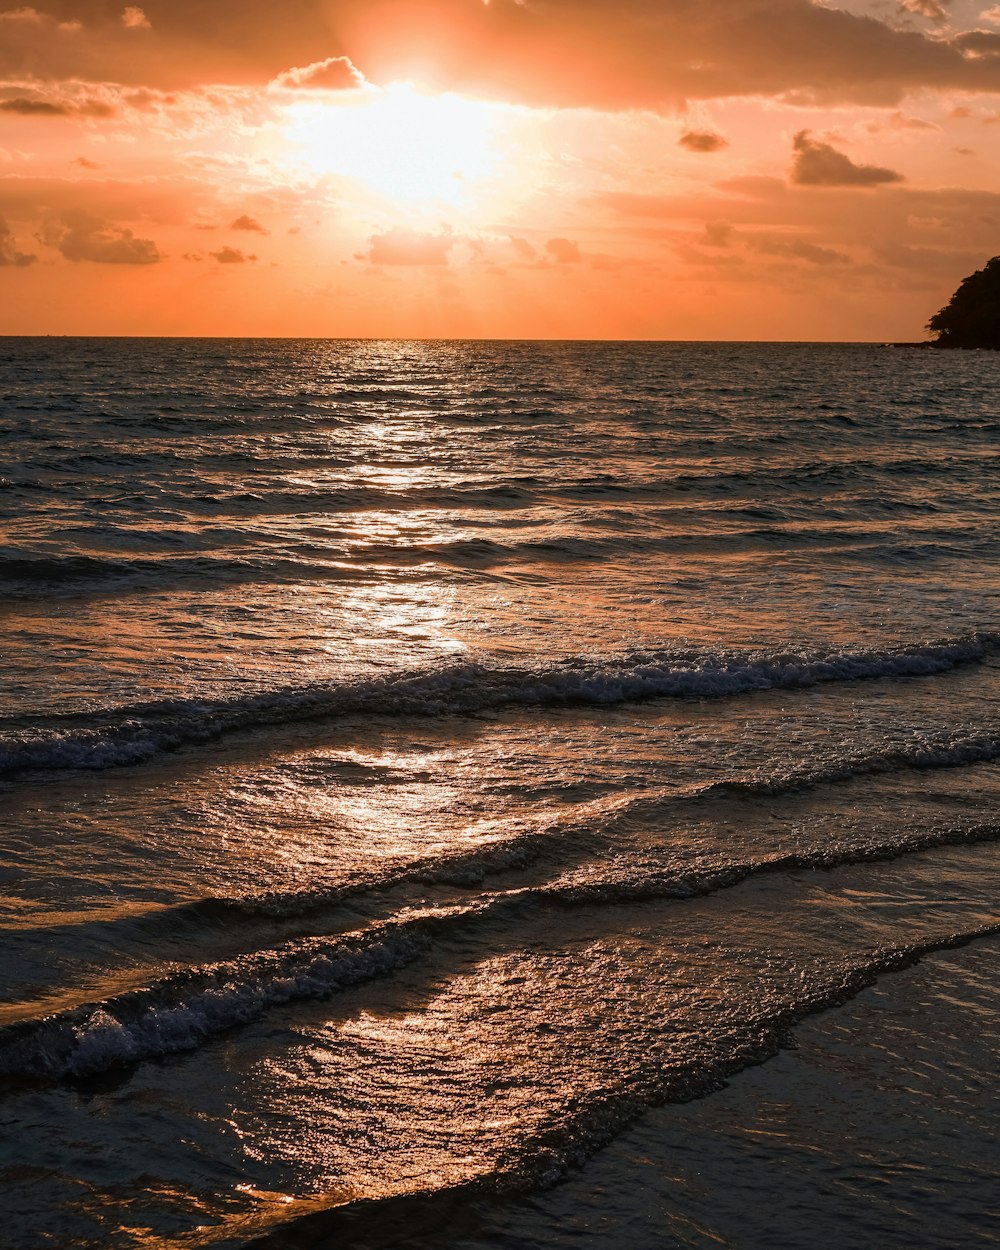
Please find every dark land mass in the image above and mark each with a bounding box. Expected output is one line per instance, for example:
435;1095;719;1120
926;255;1000;349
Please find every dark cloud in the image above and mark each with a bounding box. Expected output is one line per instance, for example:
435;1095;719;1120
953;29;1000;55
0;92;115;117
230;213;267;232
74;155;101;167
38;211;162;262
0;3;332;88
210;245;256;262
545;237;581;263
4;1;1000;106
362;227;454;265
679;130;728;153
791;132;905;187
0;96;70;115
0;216;35;266
332;0;1000;109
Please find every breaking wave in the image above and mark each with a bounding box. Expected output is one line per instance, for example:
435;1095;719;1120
0;634;993;777
5;822;1000;1086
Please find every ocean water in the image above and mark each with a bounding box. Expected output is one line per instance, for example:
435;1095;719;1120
0;338;999;1248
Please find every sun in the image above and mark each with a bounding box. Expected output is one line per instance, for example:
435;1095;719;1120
282;84;502;208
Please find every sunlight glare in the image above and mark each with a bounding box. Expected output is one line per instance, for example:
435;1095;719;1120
283;84;501;207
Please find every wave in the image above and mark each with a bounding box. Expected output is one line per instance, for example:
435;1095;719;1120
0;552;144;584
5;821;1000;1086
0;634;993;778
0;909;457;1085
1;518;995;596
0;550;367;592
236;921;1000;1250
694;730;1000;799
242;781;1000;919
3;517;990;575
3;453;994;533
17;745;1000;969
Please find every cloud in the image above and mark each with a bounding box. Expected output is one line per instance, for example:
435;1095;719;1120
362;227;455;265
0;96;69;115
75;98;116;117
791;132;905;187
74;155;101;168
870;240;982;272
230;213;267;233
747;234;849;265
866;111;939;133
0;5;336;90
898;0;949;22
597;180;1000;299
954;28;1000;54
702;221;734;247
0;177;191;234
332;0;1000;110
0;92;115;117
271;56;367;92
985;5;1000;25
122;6;151;29
545;237;581;263
0;8;44;24
679;130;728;153
39;212;162;263
210;245;256;262
0;216;34;266
3;0;1000;106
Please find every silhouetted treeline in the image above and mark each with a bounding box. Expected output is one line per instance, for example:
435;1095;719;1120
928;257;1000;349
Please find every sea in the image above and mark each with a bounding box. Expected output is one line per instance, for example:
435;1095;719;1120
1;338;999;1249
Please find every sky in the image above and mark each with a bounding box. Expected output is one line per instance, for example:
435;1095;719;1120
1;0;999;338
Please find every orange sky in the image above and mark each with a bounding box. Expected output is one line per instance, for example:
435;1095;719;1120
1;0;999;338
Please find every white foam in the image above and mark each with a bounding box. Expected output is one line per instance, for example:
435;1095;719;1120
1;634;994;777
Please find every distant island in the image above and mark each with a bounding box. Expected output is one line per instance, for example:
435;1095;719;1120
927;256;1000;349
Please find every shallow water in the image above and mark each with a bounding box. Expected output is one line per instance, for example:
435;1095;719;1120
1;339;999;1247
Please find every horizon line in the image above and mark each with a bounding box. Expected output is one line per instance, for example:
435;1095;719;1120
0;334;934;346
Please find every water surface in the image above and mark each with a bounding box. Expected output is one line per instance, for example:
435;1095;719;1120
1;339;998;1247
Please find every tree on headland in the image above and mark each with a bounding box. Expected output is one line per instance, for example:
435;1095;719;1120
927;257;1000;349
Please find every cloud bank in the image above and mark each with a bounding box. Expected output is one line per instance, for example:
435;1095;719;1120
3;0;1000;106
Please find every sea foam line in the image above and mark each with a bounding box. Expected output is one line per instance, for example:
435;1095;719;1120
0;912;453;1084
0;633;994;777
3;820;1000;1087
